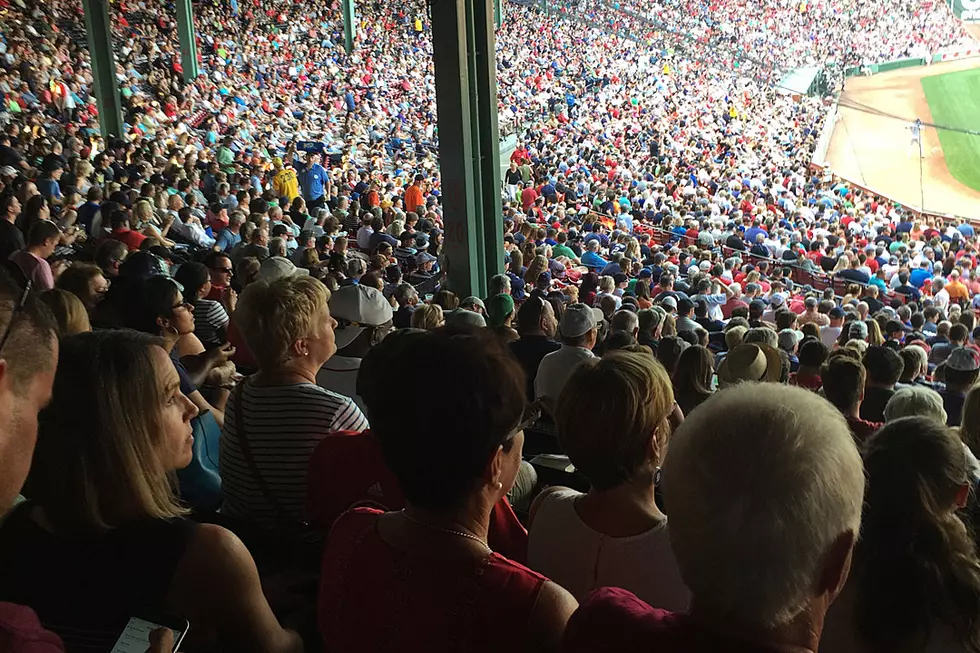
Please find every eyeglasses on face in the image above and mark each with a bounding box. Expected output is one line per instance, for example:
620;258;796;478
211;267;233;274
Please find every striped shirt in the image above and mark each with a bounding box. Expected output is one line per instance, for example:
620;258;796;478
220;380;369;529
192;298;229;346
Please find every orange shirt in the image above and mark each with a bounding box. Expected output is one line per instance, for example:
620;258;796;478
947;279;970;302
404;184;424;213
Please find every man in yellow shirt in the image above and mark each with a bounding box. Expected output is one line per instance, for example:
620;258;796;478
271;157;300;202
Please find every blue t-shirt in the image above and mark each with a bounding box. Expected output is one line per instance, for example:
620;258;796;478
298;163;328;201
216;228;242;252
36;178;62;201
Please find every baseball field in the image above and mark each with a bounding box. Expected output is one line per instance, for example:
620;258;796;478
826;57;980;219
921;66;980;192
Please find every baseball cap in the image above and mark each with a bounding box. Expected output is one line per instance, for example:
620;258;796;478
848;321;869;340
460;296;486;313
0;166;16;177
414;251;437;266
560;303;604;339
947;348;980;373
769;294;785;308
486;294;515;328
661;296;677;310
777;328;803;351
259;256;310;281
445;309;487;328
329;284;394;349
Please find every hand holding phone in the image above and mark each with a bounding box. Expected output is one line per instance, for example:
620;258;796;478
110;615;189;653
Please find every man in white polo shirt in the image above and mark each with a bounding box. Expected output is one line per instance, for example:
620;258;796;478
316;284;393;413
535;303;604;407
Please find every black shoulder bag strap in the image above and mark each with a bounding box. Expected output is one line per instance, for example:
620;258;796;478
233;383;310;529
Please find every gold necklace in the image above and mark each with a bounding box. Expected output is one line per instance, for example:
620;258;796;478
400;510;492;552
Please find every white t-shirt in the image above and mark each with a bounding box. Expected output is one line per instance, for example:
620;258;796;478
528;488;690;610
221;380;368;529
821;325;843;348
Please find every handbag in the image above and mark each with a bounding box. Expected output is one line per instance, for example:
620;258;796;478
176;410;223;512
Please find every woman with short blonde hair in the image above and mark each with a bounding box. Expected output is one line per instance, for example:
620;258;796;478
222;275;368;533
411;303;445;330
528;351;690;609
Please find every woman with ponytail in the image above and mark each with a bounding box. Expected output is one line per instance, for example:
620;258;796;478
821;416;980;653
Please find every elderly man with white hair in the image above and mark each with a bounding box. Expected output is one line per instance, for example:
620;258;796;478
564;383;864;652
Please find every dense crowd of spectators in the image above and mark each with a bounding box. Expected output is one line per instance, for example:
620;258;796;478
1;0;980;650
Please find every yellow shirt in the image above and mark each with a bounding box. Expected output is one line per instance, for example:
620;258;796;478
273;168;300;201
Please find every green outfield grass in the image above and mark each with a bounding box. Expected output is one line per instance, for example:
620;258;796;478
921;68;980;192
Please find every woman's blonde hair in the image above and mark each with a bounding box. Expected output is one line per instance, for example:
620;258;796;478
865;319;884;346
411;303;444;330
133;200;154;225
28;330;186;531
235;276;330;369
38;288;91;336
556;351;675;490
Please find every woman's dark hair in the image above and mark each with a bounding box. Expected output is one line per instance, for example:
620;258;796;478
357;327;525;511
17;194;47;233
173;262;210;302
580;272;600;298
672;345;713;403
635;279;651;300
432;289;458;311
603;330;637;353
798;339;828;368
855;417;980;652
122;275;181;336
656;336;686;375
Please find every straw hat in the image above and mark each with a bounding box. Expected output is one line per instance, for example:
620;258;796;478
717;343;783;388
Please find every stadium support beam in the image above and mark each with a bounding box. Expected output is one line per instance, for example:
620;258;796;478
495;0;503;28
342;0;355;54
175;0;200;83
431;0;503;298
81;0;124;139
474;0;505;276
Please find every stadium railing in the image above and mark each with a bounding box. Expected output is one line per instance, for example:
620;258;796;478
587;212;912;304
808;160;979;227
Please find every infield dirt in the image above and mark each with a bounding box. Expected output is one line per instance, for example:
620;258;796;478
826;57;980;219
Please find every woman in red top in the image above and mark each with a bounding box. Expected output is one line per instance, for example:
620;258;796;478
318;328;577;652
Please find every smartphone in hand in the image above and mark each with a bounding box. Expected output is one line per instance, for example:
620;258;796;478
110;615;189;653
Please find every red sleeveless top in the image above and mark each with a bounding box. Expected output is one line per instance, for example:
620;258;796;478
318;508;547;653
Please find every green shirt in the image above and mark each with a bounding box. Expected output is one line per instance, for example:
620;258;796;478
553;244;577;260
217;145;236;173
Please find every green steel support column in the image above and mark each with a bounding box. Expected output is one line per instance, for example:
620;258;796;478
431;0;482;298
495;0;503;28
82;0;124;139
175;0;199;83
342;0;355;55
473;0;504;277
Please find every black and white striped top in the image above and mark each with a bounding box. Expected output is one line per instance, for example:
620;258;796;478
192;298;229;346
220;380;368;529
